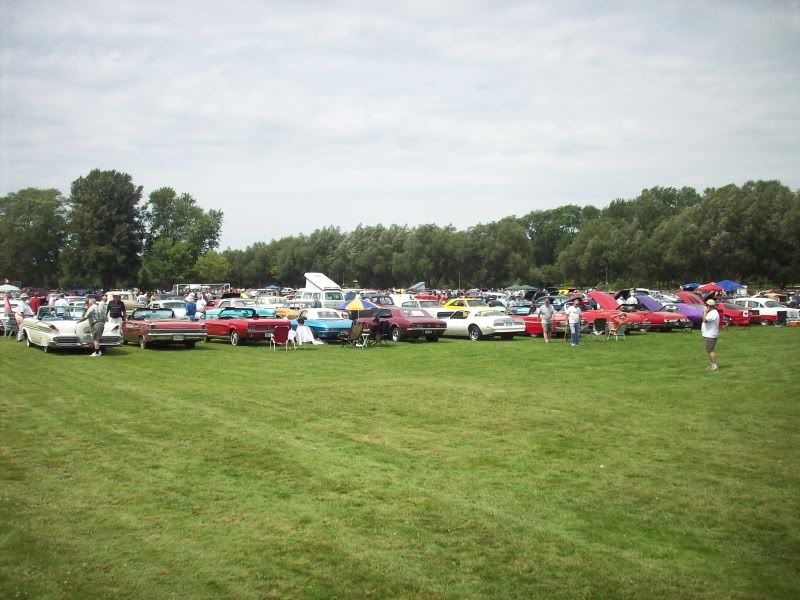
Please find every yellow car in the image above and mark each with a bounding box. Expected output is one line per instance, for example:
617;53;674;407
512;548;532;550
441;298;489;312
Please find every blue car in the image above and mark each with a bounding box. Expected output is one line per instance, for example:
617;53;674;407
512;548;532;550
290;308;352;340
204;298;276;319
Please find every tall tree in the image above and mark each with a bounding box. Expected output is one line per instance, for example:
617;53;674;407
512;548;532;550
65;170;143;289
0;188;67;286
140;187;224;288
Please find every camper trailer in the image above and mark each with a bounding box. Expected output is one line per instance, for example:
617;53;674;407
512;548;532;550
294;273;344;309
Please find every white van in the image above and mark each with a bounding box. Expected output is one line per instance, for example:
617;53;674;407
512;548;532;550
296;273;344;309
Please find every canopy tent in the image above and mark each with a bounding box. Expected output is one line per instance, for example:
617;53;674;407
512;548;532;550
405;282;426;292
264;284;280;290
0;284;20;293
715;279;744;293
697;283;724;293
507;284;535;291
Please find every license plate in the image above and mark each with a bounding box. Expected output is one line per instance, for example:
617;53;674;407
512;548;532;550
424;329;432;334
173;335;184;341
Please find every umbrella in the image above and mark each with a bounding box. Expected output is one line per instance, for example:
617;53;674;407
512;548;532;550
0;284;20;293
697;283;724;293
338;294;378;319
716;279;744;293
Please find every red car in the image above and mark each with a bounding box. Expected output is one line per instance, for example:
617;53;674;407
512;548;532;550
586;292;652;332
122;308;206;349
204;307;287;345
358;306;447;342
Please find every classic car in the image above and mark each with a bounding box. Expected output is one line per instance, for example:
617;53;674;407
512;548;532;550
21;306;123;352
441;298;488;312
104;290;146;311
400;299;445;315
204;298;276;319
290;309;352;340
362;293;395;307
587;291;652;332
358;306;447;342
439;308;526;341
123;308;206;348
148;299;188;318
633;294;693;331
204;307;287;345
717;303;759;327
731;297;798;324
255;295;303;319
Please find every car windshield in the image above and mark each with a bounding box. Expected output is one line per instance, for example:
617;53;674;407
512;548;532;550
162;301;185;308
132;309;174;320
38;307;73;321
219;308;257;318
419;301;440;308
402;309;428;318
314;311;341;319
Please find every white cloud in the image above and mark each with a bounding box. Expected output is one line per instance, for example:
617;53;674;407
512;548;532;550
1;0;798;247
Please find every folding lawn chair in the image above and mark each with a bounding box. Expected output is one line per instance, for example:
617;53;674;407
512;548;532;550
270;325;294;350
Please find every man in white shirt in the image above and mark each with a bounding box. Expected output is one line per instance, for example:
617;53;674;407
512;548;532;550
195;294;207;318
565;298;582;347
701;299;720;370
15;294;34;341
54;294;69;307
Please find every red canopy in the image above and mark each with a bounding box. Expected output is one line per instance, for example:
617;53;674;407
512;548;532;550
697;283;724;293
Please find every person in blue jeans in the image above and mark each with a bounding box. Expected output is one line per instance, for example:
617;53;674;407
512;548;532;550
565;298;582;347
186;294;197;321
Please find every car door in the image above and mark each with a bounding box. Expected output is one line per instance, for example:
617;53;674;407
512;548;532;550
446;311;469;336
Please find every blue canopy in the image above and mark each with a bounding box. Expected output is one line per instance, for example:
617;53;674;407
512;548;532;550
716;279;744;293
681;282;701;291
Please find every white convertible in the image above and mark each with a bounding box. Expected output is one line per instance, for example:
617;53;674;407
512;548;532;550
21;306;123;352
439;308;526;341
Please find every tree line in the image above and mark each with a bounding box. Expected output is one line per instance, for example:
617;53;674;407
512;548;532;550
0;169;224;289
222;180;800;289
2;175;798;290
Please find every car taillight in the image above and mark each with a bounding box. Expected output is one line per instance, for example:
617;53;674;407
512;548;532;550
743;310;749;317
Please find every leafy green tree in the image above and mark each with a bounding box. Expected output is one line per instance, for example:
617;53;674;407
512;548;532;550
65;170;143;289
194;251;230;282
0;188;67;287
140;187;224;288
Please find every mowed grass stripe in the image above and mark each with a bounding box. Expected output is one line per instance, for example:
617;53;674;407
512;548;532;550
1;328;799;598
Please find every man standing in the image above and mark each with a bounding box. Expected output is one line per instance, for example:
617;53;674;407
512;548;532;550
195;293;207;319
702;299;720;370
534;298;555;343
54;294;69;308
79;297;105;357
29;294;41;314
566;298;582;347
186;294;197;321
107;293;127;327
15;294;34;341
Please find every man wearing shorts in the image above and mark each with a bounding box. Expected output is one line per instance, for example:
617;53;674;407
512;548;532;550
535;298;554;343
702;299;720;370
80;297;105;357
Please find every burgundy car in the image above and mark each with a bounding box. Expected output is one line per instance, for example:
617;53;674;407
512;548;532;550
204;307;287;346
358;306;447;342
123;308;206;349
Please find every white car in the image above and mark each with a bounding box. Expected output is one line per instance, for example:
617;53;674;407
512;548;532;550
22;306;123;352
149;299;187;318
401;299;445;316
732;297;799;322
440;308;526;341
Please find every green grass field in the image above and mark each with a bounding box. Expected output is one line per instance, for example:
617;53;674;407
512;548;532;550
1;328;799;598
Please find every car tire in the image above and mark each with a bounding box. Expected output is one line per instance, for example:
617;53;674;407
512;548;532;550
139;336;148;350
390;326;402;342
468;325;482;341
230;330;240;346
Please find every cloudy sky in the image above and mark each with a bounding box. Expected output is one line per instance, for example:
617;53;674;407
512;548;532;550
2;1;798;249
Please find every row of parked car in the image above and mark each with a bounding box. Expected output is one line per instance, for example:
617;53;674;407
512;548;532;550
8;284;798;354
